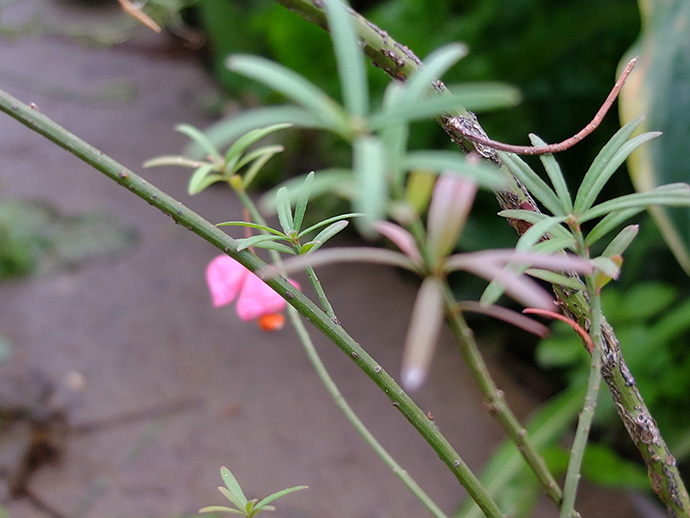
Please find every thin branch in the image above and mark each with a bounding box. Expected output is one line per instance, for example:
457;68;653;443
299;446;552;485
443;285;576;517
451;57;638;155
0;87;505;518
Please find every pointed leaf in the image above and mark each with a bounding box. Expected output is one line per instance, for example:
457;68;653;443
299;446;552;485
574;127;661;214
601;224;639;258
241;148;284;189
529;134;572;213
584;208;642;248
499;152;564;216
235;234;291;252
231;144;284;177
226;55;349;136
275;186;294;234
293;172;314;232
216;221;285;236
255;485;309;510
574;117;644;214
324;0;368;117
302;220;349;253
176;123;222;163
353;136;387;234
199;505;246;515
188;164;223;195
579;183;690;223
143;155;205;169
224;123;291;167
525;269;587;291
220;467;248;508
298;212;362;238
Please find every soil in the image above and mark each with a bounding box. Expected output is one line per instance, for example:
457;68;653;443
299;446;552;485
0;2;665;517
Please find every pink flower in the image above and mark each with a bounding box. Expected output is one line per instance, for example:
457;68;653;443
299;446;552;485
206;255;300;330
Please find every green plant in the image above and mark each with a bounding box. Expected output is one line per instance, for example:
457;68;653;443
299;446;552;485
1;1;690;517
199;466;307;516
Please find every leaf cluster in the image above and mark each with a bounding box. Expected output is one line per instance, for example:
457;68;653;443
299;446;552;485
200;466;307;517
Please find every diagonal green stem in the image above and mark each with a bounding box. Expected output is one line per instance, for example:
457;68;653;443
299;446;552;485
0;87;504;518
441;283;574;517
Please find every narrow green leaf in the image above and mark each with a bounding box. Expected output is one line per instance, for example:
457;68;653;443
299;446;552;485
226;55;349;136
525;269;587;291
499;152;564;216
574;129;662;214
143;155;205;169
401;43;467;103
216;221;285;236
250;241;297;254
176;123;222;163
298;212;362;238
302;220;349;253
573;117;644;213
186;106;325;158
403;150;506;189
293;172;315;232
188;164;222;195
199;505;245;515
324;0;368;117
529;134;572;213
220;467;248;508
353;136;387;234
275;186;294;234
601;224;639;258
224;123;291;168
235;234;290;252
255;485;309;510
369;85;520;130
579;183;690;223
584;208;642;248
231;145;283;173
241;149;283;189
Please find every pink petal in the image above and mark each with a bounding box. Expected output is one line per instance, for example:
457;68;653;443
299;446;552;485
236;274;300;321
206;255;249;308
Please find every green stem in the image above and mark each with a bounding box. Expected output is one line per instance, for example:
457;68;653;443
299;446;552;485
559;276;603;518
304;264;337;319
287;306;449;518
0;87;504;518
441;284;572;516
